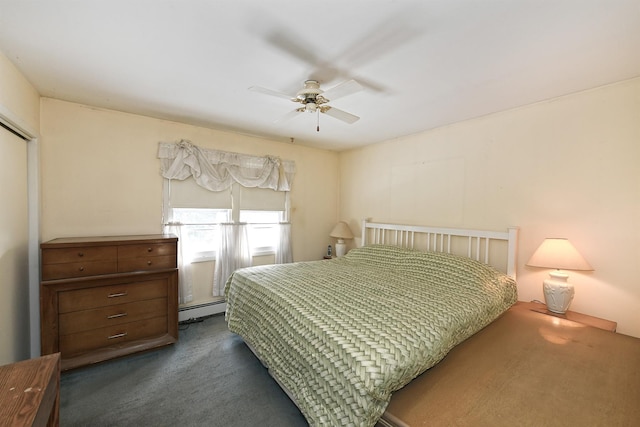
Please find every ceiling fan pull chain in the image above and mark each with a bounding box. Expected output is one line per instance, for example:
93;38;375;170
317;108;320;132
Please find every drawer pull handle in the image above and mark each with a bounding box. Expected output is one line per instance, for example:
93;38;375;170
78;252;84;257
147;247;153;252
108;292;127;298
107;332;127;340
107;312;128;319
147;261;152;265
79;267;85;272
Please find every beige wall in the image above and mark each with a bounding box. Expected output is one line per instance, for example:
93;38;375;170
40;98;339;262
0;52;40;131
0;51;40;363
340;77;640;338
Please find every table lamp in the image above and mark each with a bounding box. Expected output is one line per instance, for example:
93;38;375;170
526;238;593;314
330;221;354;257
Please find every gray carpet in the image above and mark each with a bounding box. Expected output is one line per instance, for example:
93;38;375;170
60;314;308;426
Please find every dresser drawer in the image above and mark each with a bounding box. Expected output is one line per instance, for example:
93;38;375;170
58;279;168;313
41;244;118;281
42;245;117;265
118;242;176;260
59;316;168;358
118;255;176;273
42;260;118;281
59;298;168;335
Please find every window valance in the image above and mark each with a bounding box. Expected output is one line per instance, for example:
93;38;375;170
158;140;295;192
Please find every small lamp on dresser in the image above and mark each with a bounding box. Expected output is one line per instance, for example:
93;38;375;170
330;221;354;257
526;238;593;314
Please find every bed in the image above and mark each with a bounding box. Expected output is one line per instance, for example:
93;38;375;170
225;220;519;426
225;220;640;426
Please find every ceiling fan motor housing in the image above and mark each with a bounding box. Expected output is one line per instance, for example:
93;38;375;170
297;80;323;101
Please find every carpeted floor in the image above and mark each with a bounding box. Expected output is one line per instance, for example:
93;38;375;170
60;314;308;426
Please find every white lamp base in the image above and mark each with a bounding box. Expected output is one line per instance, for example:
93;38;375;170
543;271;575;314
335;239;347;257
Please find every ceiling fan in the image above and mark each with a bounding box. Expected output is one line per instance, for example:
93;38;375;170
249;79;363;130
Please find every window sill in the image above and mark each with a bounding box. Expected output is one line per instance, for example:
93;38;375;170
252;248;276;257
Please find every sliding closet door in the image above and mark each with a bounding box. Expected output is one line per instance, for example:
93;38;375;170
0;126;29;364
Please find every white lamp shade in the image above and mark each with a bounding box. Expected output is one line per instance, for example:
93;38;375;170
329;221;354;240
526;238;593;271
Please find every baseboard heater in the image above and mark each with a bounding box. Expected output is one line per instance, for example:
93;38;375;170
178;300;227;322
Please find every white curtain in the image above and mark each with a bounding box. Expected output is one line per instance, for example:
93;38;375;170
213;223;251;296
163;222;193;304
158;140;295;192
159;140;295;297
276;222;293;264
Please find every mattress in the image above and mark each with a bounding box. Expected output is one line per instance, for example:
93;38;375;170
225;245;517;426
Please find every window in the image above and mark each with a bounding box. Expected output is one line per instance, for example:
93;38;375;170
171;208;230;261
164;180;289;260
240;210;284;255
159;143;294;304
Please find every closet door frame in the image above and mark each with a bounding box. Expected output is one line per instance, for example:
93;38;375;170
0;105;40;358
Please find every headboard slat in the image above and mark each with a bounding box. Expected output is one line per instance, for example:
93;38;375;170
484;238;490;264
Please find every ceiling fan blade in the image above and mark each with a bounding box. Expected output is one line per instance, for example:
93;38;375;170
265;30;320;67
322;106;360;124
321;80;363;102
274;108;303;123
249;85;295;101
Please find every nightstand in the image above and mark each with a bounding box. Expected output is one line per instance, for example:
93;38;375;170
515;301;617;332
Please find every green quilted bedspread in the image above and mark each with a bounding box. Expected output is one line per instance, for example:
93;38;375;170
225;245;517;427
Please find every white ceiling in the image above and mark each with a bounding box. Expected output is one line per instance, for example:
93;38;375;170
1;1;639;151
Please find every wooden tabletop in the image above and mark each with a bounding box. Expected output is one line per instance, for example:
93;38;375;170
0;353;60;426
515;300;617;332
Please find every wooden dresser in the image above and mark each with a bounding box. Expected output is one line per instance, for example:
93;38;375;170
40;235;178;371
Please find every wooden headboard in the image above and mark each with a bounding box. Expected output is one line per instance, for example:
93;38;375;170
362;220;519;280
